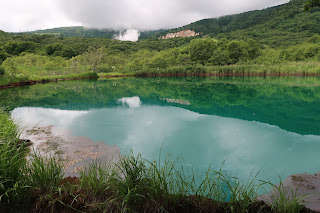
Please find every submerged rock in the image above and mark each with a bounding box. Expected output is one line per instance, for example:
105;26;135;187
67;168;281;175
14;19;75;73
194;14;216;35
21;125;120;177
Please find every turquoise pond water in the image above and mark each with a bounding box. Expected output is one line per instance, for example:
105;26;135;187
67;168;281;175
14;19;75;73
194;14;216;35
1;77;320;184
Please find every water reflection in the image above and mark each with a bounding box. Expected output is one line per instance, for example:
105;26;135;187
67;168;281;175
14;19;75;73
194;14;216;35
13;104;320;184
2;77;320;135
118;96;142;108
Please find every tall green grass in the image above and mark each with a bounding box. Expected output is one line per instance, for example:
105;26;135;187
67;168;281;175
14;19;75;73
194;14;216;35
0;109;26;207
23;152;64;190
0;71;99;87
2;61;320;87
260;177;311;213
61;153;310;213
130;62;320;77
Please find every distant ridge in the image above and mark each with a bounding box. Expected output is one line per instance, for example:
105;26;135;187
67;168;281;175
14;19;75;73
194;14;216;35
15;26;166;40
20;26;119;38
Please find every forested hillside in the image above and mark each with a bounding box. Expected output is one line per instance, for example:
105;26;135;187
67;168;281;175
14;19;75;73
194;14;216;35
162;0;320;46
19;26;119;38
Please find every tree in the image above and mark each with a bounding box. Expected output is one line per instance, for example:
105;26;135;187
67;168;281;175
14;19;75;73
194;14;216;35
46;43;64;56
304;0;320;11
0;46;9;64
4;41;36;56
209;47;232;65
46;43;78;59
246;39;262;60
0;66;5;75
87;47;105;71
307;34;320;43
189;38;217;65
226;40;249;63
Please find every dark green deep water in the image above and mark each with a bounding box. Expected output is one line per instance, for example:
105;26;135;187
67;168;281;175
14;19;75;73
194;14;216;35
1;76;320;184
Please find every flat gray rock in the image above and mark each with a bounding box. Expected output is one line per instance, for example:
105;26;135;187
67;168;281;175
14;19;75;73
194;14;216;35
260;172;320;212
21;125;120;177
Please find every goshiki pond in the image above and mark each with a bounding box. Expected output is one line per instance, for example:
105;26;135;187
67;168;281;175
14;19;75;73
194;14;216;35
1;76;320;184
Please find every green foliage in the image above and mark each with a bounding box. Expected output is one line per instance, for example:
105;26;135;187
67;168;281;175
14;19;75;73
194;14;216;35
35;152;309;212
0;110;26;207
23;152;64;190
0;66;5;75
96;65;114;73
307;34;320;43
305;0;320;11
4;41;37;56
261;177;309;213
0;45;9;64
18;26;119;38
46;43;64;55
46;43;79;59
71;46;106;71
189;38;217;65
227;40;249;63
163;0;320;47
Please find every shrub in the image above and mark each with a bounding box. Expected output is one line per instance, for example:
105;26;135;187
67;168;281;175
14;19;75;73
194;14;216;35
0;66;5;75
96;65;113;73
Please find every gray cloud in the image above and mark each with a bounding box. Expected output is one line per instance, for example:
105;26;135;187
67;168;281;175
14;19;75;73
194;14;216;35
0;0;289;32
56;0;289;30
0;0;80;32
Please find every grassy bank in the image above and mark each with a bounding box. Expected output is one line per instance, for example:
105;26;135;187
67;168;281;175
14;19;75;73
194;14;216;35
0;71;99;88
1;62;320;88
0;110;314;213
133;62;320;77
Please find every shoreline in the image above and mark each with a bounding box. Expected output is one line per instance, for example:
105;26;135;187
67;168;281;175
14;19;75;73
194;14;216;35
21;125;320;211
1;71;320;90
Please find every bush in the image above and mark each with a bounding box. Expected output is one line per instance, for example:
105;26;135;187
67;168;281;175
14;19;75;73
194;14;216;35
0;66;5;75
96;65;113;73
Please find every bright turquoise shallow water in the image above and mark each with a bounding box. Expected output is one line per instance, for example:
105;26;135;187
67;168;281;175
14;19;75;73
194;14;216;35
2;77;320;184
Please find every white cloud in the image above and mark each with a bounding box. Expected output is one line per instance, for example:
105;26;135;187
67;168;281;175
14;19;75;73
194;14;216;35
118;96;142;108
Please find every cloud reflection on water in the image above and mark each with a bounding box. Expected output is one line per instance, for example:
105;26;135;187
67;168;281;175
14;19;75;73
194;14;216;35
12;105;320;184
13;107;88;127
118;96;142;108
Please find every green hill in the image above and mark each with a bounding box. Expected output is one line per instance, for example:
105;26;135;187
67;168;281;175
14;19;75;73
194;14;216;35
160;0;320;46
21;26;119;38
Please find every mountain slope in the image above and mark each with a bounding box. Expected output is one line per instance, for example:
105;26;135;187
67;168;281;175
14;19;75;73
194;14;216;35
22;26;119;38
161;0;320;46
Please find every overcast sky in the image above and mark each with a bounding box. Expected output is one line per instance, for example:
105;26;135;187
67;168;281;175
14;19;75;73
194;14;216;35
0;0;289;32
